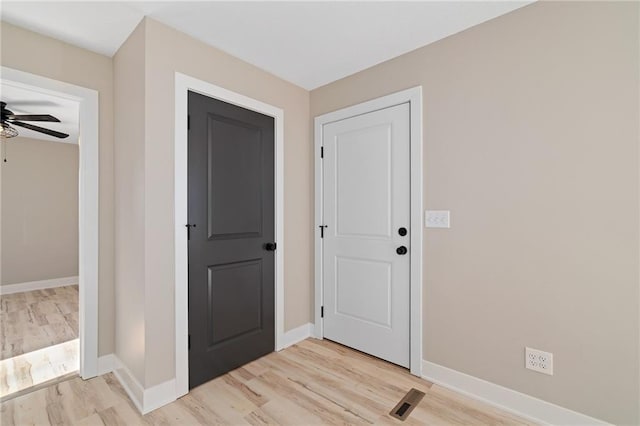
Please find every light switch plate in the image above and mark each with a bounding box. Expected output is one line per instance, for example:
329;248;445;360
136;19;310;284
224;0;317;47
425;210;450;228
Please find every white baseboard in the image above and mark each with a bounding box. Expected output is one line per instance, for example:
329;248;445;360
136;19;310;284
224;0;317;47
99;339;609;423
280;322;313;349
423;361;609;425
99;336;609;423
97;354;115;376
112;356;144;413
143;378;177;413
111;355;176;414
0;276;79;295
101;324;312;415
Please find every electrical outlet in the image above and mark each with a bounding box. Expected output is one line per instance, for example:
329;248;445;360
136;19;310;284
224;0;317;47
525;347;553;375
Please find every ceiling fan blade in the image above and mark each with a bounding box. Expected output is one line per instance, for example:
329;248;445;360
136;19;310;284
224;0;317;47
11;121;69;139
8;114;60;122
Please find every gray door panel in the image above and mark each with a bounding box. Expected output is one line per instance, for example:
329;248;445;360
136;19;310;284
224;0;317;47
188;91;275;389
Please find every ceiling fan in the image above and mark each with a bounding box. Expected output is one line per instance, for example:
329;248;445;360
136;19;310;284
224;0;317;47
1;101;69;139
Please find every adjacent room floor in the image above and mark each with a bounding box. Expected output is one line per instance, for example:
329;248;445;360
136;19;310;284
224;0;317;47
0;285;79;400
0;338;532;425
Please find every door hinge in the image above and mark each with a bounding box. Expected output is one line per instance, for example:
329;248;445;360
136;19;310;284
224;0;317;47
320;146;324;158
188;334;191;350
186;224;196;240
188;115;191;130
319;225;327;238
321;306;324;318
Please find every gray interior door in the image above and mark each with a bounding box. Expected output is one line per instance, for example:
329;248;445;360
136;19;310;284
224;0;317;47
188;91;275;389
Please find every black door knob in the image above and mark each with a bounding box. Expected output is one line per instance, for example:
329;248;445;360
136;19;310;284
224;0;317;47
398;227;407;236
396;246;408;255
264;242;277;251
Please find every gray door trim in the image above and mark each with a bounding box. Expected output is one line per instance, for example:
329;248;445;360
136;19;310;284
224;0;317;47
175;72;285;398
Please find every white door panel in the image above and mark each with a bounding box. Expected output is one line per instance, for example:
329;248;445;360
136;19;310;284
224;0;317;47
323;103;410;367
336;124;391;238
336;256;392;327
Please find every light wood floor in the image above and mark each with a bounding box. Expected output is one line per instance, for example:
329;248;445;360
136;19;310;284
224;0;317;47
0;338;533;425
0;339;79;400
0;285;79;359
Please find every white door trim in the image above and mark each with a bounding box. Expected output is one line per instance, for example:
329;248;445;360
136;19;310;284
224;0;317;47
314;86;423;376
1;66;100;379
174;72;285;397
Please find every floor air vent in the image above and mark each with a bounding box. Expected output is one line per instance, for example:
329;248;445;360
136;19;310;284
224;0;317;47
389;388;426;421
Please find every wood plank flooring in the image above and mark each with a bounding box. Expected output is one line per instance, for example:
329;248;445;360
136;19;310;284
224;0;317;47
0;339;79;401
0;338;534;425
0;285;79;359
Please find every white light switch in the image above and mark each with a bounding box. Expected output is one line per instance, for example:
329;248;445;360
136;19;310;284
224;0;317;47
425;210;450;228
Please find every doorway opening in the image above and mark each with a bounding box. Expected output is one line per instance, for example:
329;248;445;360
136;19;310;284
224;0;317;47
1;84;80;398
0;67;100;400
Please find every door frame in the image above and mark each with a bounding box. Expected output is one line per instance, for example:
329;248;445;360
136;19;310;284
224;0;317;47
313;86;423;376
174;72;285;397
0;66;100;379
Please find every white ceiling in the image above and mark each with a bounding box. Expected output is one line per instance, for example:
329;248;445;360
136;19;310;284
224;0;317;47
1;83;79;143
1;1;534;90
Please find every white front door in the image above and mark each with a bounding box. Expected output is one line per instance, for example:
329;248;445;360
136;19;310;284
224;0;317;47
322;102;411;367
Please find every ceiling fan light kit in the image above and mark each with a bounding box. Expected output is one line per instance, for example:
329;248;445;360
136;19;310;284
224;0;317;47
0;122;19;138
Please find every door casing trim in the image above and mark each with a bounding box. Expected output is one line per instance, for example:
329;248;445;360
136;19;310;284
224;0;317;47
313;86;424;376
1;66;100;379
174;72;285;397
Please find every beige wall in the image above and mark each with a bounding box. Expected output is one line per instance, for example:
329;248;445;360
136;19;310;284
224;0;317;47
1;137;78;285
112;18;312;387
3;3;637;422
113;21;147;385
311;2;639;424
1;22;115;356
